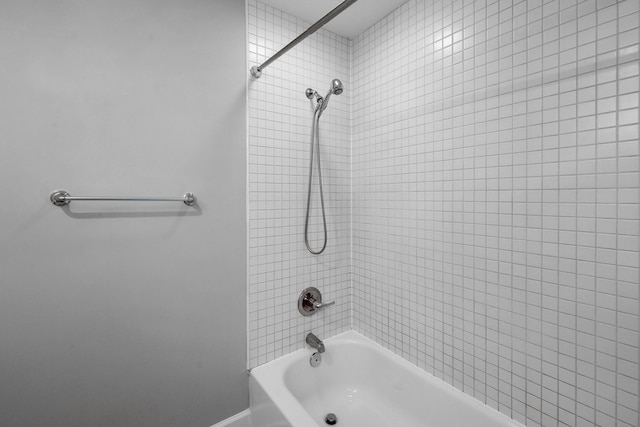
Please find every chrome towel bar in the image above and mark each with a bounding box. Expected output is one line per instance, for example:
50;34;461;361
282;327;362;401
50;190;197;206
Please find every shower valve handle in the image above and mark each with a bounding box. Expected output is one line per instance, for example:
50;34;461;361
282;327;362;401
298;287;335;316
312;299;336;310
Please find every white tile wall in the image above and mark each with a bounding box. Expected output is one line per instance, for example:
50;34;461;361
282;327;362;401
247;0;351;368
351;1;639;427
247;0;639;425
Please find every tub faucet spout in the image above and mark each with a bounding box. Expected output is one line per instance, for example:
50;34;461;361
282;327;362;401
306;333;325;353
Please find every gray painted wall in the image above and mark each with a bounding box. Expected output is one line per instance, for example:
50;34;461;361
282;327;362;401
0;1;247;426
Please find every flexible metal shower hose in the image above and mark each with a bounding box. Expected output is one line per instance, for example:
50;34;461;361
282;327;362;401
304;106;328;255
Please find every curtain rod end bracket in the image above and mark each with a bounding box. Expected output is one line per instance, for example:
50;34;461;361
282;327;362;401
250;66;262;79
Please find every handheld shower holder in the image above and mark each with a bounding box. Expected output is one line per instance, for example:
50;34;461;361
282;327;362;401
306;88;323;106
306;79;342;110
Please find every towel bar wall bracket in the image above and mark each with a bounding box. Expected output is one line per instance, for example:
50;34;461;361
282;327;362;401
49;190;197;206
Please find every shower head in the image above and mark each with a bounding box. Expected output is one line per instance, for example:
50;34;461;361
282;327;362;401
330;79;343;95
319;78;344;114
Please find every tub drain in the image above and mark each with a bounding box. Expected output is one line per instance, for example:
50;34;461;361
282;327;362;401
325;413;337;425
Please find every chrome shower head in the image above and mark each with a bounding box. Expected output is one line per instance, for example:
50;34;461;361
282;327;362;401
330;79;343;95
318;78;344;114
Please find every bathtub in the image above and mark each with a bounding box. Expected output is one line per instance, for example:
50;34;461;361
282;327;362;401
249;330;524;427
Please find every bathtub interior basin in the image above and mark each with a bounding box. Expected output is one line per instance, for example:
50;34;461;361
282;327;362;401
250;330;524;427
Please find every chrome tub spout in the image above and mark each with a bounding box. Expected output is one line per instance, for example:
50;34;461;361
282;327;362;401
306;333;325;353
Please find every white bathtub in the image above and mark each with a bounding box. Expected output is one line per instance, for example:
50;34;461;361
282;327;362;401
250;330;524;427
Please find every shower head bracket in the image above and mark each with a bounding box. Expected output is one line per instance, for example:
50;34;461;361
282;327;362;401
306;88;323;105
305;88;316;99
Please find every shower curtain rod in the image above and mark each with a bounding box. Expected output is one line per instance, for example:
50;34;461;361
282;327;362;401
250;0;358;78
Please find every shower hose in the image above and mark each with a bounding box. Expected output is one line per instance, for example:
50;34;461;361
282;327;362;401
304;105;328;255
